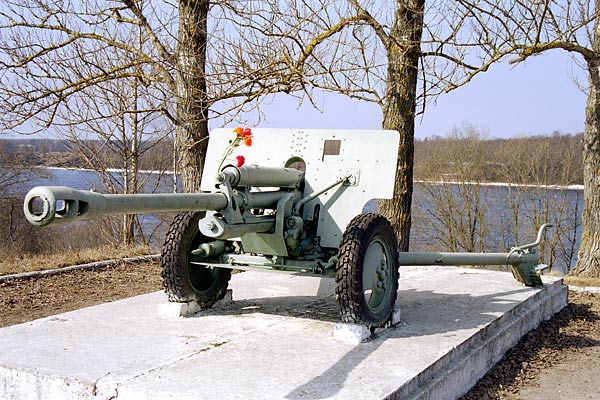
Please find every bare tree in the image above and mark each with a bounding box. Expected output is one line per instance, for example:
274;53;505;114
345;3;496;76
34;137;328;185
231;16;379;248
416;125;491;252
0;1;292;192
55;13;172;246
239;1;422;250
449;0;599;276
414;129;583;273
61;82;172;246
235;0;516;251
0;138;38;196
0;162;27;198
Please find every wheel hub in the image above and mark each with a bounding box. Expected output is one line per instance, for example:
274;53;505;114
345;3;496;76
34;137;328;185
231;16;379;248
363;236;393;312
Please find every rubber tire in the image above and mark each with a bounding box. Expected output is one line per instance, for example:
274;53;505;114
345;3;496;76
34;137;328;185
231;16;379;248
161;212;231;307
335;213;399;327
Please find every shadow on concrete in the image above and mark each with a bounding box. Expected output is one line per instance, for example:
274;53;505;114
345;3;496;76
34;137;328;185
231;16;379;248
203;286;534;335
284;287;537;399
196;281;547;399
202;294;341;322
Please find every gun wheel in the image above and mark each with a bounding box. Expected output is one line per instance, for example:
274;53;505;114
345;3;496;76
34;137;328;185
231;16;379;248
161;212;231;307
336;213;399;327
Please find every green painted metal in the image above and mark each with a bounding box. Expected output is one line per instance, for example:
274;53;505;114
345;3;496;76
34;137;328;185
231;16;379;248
24;186;228;227
240;192;297;256
396;251;540;266
23;164;304;229
191;241;226;258
217;165;303;188
362;235;395;314
397;224;552;287
190;253;336;277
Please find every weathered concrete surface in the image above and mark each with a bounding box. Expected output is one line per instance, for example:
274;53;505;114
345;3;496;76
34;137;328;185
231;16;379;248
0;266;567;400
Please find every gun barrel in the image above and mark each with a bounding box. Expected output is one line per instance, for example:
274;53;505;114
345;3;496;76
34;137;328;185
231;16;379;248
24;186;228;227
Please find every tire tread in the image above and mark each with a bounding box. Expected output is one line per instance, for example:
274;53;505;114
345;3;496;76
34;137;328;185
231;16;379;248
161;212;231;307
335;213;399;327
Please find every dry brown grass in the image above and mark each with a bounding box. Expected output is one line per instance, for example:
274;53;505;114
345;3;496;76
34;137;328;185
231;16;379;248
563;275;600;288
0;245;155;276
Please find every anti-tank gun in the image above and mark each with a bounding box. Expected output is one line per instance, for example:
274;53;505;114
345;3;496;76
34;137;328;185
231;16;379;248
24;129;403;327
23;128;550;329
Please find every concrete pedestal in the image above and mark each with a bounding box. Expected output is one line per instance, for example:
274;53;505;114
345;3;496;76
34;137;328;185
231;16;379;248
0;266;567;400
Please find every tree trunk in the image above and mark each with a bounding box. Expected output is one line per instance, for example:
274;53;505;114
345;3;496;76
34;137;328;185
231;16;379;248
175;0;210;193
378;0;425;252
572;57;600;276
122;123;135;245
122;75;139;246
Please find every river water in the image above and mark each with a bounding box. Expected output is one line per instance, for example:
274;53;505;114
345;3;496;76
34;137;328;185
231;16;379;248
8;167;584;274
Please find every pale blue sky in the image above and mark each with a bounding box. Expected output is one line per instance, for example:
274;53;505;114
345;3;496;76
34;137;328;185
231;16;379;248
227;50;588;139
6;48;586;140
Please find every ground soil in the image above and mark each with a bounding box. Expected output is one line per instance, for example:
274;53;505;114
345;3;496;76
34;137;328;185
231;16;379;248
1;263;599;399
462;290;600;400
0;261;162;328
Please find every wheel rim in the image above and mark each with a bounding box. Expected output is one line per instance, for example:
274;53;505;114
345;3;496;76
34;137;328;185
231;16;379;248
362;235;394;314
188;263;220;293
187;233;219;294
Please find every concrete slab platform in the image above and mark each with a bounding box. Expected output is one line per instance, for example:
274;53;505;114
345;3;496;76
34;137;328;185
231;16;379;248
0;266;567;400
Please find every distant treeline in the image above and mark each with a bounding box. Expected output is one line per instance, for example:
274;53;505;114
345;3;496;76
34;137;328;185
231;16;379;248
1;131;584;185
0;137;174;171
414;132;583;185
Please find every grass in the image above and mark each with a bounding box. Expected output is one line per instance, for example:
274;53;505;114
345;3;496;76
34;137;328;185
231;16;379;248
563;276;600;288
0;245;156;276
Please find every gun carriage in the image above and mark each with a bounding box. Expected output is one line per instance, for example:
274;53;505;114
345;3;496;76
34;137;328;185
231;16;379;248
24;129;549;328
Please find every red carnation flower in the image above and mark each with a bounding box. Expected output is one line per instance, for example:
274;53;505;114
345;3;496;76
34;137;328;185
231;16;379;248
236;155;245;167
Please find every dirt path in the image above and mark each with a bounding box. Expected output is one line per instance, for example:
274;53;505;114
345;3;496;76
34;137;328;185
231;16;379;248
1;263;599;399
